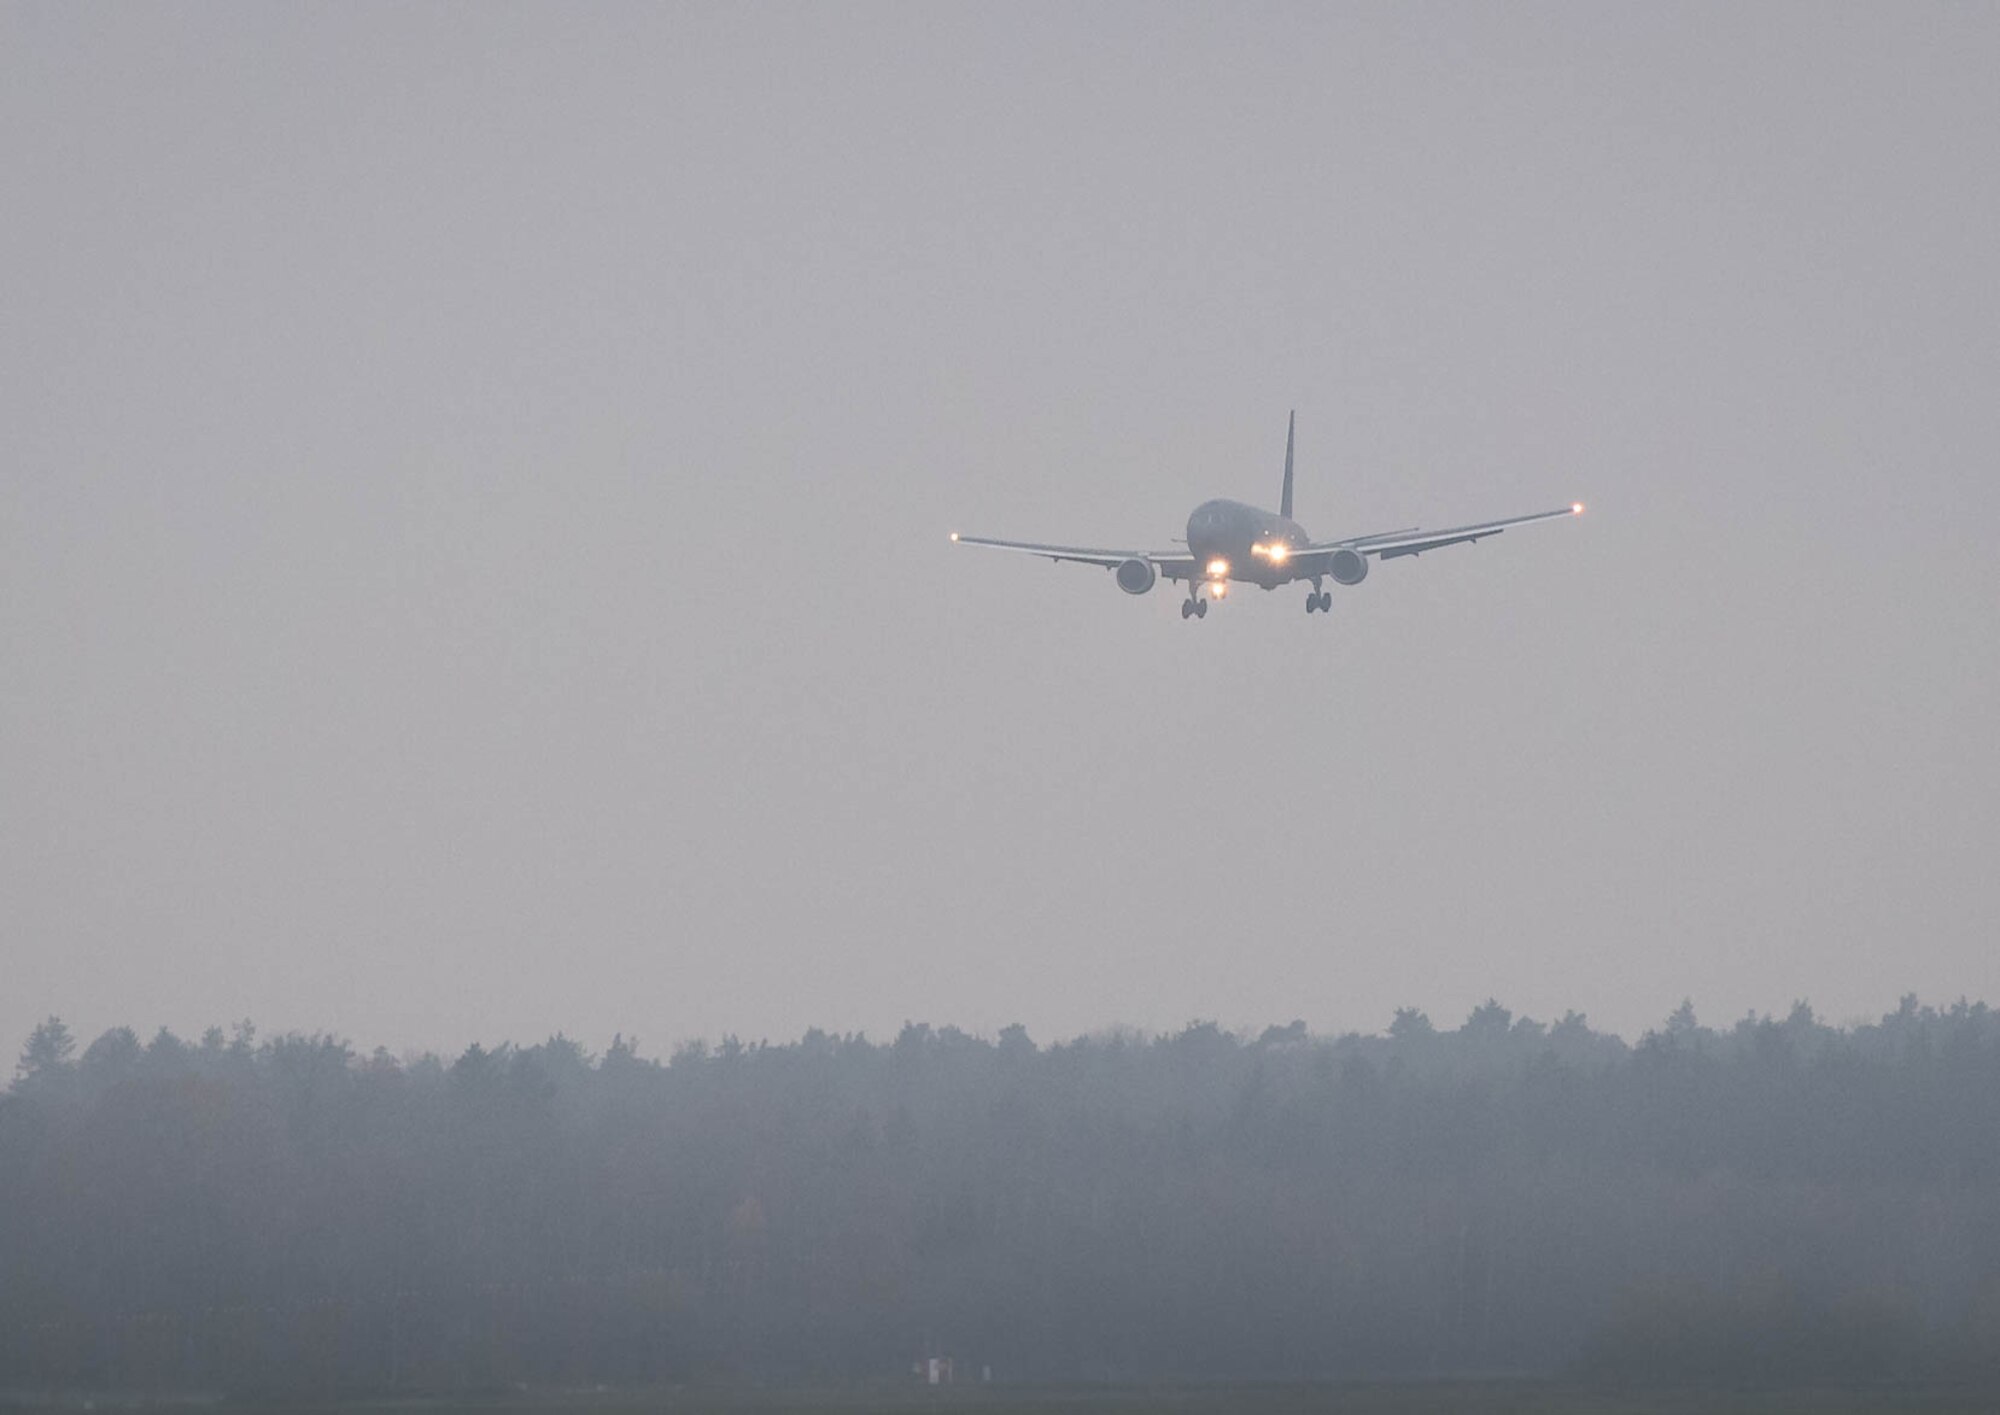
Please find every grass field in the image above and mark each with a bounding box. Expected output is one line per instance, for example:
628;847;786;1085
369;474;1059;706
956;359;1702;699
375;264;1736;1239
8;1385;2000;1415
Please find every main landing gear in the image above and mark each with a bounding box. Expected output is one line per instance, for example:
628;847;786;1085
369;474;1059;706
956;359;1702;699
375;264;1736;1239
1305;581;1332;614
1180;596;1209;620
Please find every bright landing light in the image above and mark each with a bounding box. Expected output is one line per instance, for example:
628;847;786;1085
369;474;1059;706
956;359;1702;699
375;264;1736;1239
1571;503;1585;515
1206;557;1230;577
949;531;960;541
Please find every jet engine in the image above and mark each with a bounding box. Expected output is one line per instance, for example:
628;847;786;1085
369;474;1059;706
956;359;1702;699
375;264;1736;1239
1329;547;1369;586
1114;558;1157;595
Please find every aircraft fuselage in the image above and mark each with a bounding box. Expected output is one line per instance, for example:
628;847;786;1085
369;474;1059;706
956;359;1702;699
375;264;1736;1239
948;410;1580;619
1186;498;1311;589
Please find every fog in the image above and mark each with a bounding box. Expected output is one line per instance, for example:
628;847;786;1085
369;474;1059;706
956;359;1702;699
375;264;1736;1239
4;4;1999;1396
6;5;1996;1057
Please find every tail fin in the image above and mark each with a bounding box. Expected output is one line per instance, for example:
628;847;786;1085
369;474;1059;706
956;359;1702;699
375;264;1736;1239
1279;410;1296;519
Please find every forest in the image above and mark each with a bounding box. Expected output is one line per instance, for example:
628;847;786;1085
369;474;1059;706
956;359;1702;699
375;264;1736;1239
3;997;1999;1396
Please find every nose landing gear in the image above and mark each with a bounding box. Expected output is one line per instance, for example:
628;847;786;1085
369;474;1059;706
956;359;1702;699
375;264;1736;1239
1181;596;1209;620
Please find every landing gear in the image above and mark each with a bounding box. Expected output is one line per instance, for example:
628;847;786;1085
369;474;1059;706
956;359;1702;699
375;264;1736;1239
1305;583;1331;614
1181;595;1208;620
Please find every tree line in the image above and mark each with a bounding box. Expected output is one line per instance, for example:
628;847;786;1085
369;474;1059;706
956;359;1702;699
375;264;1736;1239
3;997;1999;1395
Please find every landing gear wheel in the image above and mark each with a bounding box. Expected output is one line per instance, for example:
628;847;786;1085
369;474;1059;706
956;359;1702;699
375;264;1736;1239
1181;600;1194;620
1316;592;1333;613
1305;594;1318;614
1195;598;1209;619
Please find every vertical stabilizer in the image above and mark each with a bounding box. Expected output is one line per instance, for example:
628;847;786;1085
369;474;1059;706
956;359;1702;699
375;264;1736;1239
1279;410;1296;519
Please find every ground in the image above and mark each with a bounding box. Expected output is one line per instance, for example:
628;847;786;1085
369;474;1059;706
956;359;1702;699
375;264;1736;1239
7;1385;1999;1415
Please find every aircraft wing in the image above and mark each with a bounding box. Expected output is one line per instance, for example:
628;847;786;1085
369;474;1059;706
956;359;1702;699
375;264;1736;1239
950;534;1200;582
1299;504;1583;562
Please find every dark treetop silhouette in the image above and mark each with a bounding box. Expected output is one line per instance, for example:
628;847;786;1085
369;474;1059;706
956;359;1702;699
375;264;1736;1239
4;998;2000;1394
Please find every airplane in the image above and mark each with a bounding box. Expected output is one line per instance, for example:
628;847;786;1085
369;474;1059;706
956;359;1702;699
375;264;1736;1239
950;412;1582;620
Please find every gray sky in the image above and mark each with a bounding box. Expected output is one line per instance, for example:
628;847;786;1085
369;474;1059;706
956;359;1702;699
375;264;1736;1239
5;3;1997;1058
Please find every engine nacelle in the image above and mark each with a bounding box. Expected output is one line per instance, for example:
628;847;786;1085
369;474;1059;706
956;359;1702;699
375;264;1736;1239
1328;547;1369;586
1114;558;1157;595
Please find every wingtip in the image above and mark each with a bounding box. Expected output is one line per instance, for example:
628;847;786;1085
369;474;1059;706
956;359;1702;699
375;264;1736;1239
1571;502;1585;515
949;531;960;542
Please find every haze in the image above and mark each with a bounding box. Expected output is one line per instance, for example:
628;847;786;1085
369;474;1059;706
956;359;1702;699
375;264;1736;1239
4;3;1996;1058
